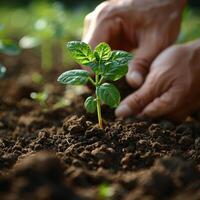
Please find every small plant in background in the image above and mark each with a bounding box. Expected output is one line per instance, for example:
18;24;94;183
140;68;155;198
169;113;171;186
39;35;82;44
30;90;70;110
0;38;20;78
31;72;44;85
0;39;21;56
58;41;132;128
30;91;48;108
18;2;85;71
98;183;114;200
0;64;6;79
0;24;21;76
0;24;21;56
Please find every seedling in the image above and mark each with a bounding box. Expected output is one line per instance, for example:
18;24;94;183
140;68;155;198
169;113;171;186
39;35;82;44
98;183;113;200
0;64;6;79
0;39;21;56
30;91;48;108
0;24;21;56
0;24;20;79
57;41;132;128
31;72;44;85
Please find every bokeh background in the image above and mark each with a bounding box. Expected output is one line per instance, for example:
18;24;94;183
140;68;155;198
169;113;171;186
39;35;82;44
0;0;200;68
0;0;200;106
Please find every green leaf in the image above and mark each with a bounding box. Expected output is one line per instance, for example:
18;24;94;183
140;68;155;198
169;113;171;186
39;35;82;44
98;183;113;199
0;64;6;78
31;73;44;84
57;69;90;85
94;42;111;61
97;83;120;108
104;64;128;81
109;51;132;65
101;50;131;81
91;49;132;77
90;61;107;75
67;41;95;66
30;92;48;103
0;40;21;56
84;96;97;113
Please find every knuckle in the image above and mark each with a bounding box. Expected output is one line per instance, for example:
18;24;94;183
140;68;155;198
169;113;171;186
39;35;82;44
133;58;150;74
143;108;155;118
155;98;169;110
95;2;117;22
84;12;93;24
129;93;145;110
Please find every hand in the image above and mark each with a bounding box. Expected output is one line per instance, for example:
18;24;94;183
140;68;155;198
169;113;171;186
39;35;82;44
115;40;200;120
82;0;186;87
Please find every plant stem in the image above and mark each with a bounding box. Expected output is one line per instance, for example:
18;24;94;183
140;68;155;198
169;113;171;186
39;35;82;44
89;77;96;86
99;76;104;85
41;41;52;71
95;74;103;128
96;95;103;128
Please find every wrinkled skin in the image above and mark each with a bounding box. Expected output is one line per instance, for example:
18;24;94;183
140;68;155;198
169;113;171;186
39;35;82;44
82;0;200;120
83;0;186;87
115;41;200;120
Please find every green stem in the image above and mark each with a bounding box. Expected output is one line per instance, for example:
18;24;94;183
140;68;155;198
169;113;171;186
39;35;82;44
41;41;52;71
89;77;96;86
99;76;104;85
95;74;103;128
96;95;103;128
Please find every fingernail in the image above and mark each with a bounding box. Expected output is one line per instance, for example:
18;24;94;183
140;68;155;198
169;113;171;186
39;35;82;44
115;104;132;117
129;71;144;86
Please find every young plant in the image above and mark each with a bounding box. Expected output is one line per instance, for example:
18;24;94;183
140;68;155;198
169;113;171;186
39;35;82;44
0;64;6;79
98;183;113;200
57;41;132;128
30;91;48;108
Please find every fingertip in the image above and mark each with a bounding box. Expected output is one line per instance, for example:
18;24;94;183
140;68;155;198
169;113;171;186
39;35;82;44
126;71;144;88
115;104;133;118
141;106;157;118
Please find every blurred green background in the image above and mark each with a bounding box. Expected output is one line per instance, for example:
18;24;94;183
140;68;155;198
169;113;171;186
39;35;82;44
0;0;200;70
0;0;199;108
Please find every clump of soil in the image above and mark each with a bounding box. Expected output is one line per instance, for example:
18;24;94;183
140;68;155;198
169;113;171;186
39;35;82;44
0;152;81;200
0;50;200;200
0;111;200;200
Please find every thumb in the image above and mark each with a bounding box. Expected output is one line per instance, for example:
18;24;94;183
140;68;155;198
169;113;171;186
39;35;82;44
141;87;184;119
115;73;159;118
126;40;162;88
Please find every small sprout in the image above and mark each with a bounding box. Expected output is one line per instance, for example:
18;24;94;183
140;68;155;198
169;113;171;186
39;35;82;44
31;73;44;85
98;183;113;200
0;39;21;56
57;41;132;128
53;98;70;109
19;36;41;49
30;91;48;108
0;64;6;79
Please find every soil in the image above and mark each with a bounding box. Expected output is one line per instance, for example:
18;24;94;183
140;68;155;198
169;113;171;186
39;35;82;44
0;50;200;200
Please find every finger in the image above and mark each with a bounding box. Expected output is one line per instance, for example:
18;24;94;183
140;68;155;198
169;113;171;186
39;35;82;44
115;74;158;118
165;110;188;122
165;101;200;121
141;87;183;118
82;12;94;40
82;1;120;49
126;35;166;88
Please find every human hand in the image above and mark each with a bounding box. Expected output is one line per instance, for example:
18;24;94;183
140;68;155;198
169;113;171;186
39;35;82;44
115;40;200;120
82;0;186;87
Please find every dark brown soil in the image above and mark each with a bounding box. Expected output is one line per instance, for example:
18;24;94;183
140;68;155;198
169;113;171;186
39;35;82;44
0;50;200;200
